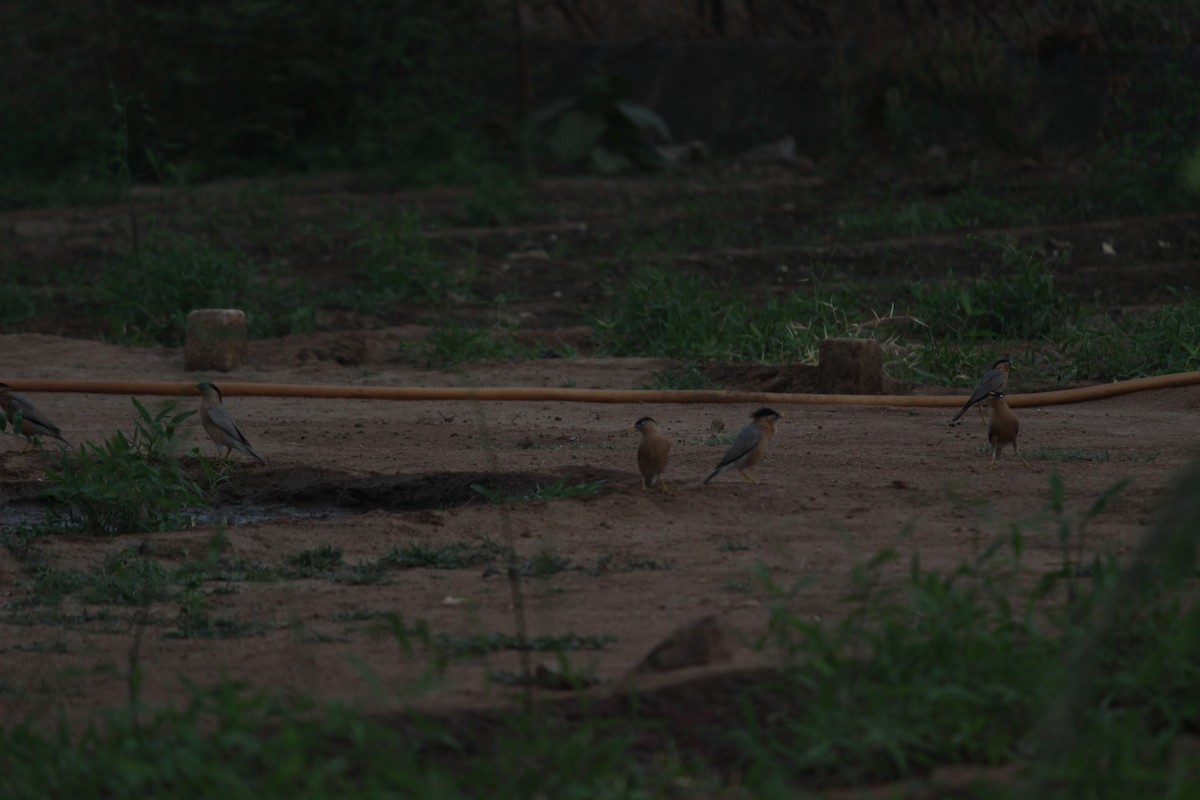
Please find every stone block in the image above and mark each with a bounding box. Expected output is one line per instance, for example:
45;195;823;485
817;338;883;394
185;309;247;372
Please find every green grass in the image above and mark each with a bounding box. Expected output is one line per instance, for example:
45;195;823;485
596;266;868;363
906;239;1075;341
416;321;533;367
336;210;474;313
384;538;513;569
638;363;718;390
94;231;316;346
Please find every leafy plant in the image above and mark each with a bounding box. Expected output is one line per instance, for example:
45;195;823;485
36;399;209;535
532;72;672;174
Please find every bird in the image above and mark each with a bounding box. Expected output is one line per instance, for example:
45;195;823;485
950;358;1012;423
631;417;671;494
704;408;781;485
196;382;266;465
0;383;69;453
986;391;1027;466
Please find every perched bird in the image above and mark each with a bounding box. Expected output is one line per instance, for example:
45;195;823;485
0;382;69;452
986;391;1027;466
196;382;266;465
704;407;781;485
631;417;671;494
950;358;1012;423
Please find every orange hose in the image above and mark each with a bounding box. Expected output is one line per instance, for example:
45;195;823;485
7;371;1200;408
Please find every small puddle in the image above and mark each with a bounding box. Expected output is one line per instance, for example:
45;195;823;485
0;468;621;532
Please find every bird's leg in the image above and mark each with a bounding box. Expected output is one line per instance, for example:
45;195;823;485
740;470;758;484
640;478;648;492
658;479;673;496
19;437;32;454
1016;444;1031;469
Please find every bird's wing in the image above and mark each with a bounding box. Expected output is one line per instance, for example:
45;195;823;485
950;368;1002;421
10;394;62;435
206;406;252;445
967;368;1004;404
716;425;761;469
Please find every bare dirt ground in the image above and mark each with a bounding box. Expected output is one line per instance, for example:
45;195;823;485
0;329;1194;730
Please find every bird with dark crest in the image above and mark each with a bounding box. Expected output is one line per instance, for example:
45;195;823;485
0;383;68;452
704;408;781;485
196;382;266;465
950;359;1012;423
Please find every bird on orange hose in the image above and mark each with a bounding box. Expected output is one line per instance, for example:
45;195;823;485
704;407;781;485
631;417;672;494
950;358;1012;423
196;382;266;465
986;391;1027;466
0;383;69;453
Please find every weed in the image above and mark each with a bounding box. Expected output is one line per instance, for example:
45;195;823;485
596;266;866;363
338;210;473;312
166;615;259;640
332;560;391;586
418;321;531;367
1056;289;1200;380
638;363;718;390
37;399;209;535
907;240;1074;341
523;547;571;578
283;544;344;575
455;174;544;227
84;547;172;606
384;538;513;570
439;631;617;657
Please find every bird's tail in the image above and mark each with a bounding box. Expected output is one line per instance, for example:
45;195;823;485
246;446;267;466
703;467;721;484
948;405;969;423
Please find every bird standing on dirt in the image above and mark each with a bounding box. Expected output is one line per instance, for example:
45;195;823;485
704;408;781;485
631;417;672;494
986;391;1027;466
0;383;69;453
950;358;1012;423
196;382;266;465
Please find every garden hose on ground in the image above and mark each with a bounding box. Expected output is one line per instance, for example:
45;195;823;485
7;371;1200;408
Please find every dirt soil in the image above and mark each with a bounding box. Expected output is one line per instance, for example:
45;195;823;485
1;329;1195;731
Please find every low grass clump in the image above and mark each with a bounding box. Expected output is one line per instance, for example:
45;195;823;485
595;266;865;363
